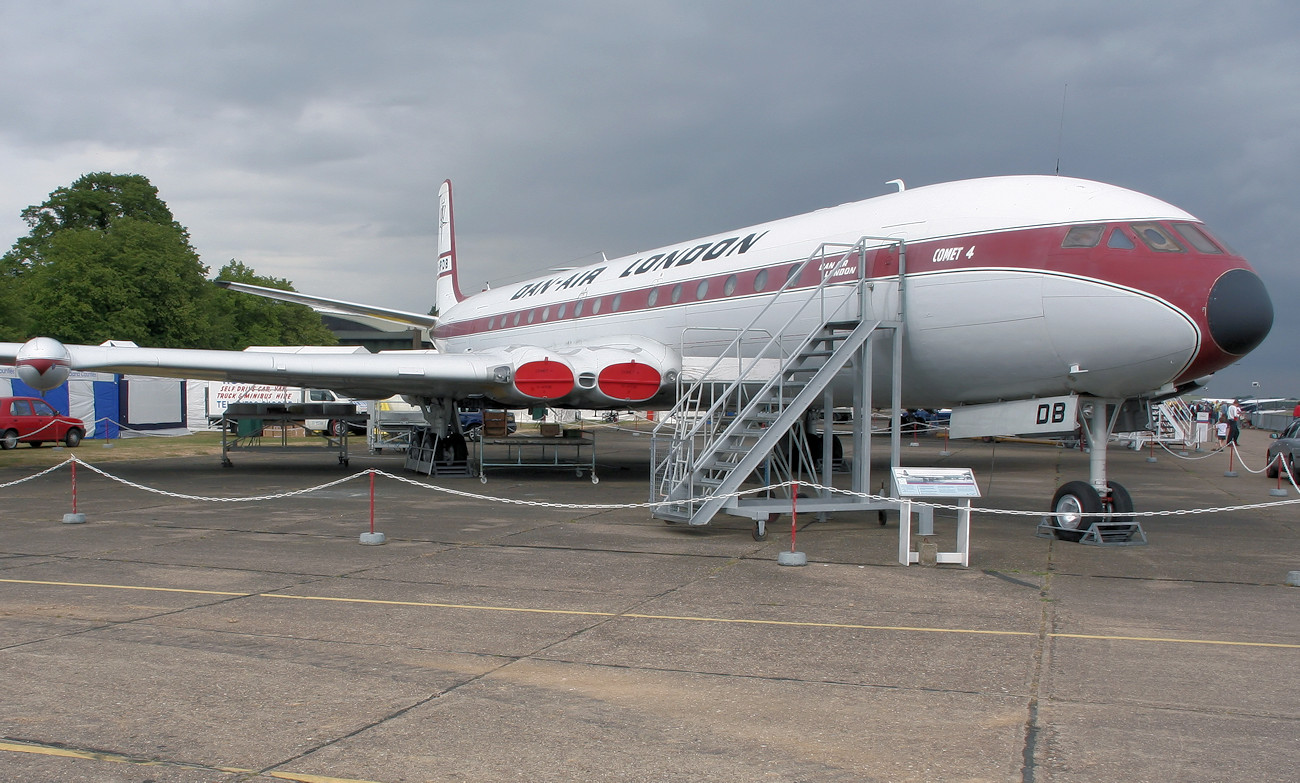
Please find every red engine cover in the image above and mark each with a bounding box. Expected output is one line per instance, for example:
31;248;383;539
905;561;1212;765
597;361;661;402
515;359;575;399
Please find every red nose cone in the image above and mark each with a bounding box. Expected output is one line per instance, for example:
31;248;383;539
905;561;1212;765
598;361;662;402
515;359;575;399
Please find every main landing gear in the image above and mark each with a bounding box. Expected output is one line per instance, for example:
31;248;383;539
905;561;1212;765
1047;399;1138;542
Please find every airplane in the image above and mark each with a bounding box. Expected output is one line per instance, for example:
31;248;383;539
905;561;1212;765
1;175;1274;539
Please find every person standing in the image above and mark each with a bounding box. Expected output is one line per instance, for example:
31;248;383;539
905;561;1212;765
1226;399;1242;446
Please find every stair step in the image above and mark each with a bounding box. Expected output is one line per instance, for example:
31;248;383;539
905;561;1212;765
652;507;692;523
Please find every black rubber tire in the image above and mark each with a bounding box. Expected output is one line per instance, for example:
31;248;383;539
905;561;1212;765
1267;455;1279;479
64;429;83;448
1105;481;1134;524
1050;480;1102;542
0;430;17;450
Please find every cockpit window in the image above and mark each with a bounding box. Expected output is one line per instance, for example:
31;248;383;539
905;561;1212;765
1131;223;1185;252
1172;223;1223;254
1106;228;1136;249
1062;225;1103;248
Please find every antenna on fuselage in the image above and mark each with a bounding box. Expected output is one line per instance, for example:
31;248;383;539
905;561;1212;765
886;179;905;192
1055;83;1069;175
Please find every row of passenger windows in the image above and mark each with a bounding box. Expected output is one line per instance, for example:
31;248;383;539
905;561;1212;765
486;267;791;330
1061;222;1225;254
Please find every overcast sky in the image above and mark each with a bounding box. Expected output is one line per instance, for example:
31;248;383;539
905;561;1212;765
1;1;1296;397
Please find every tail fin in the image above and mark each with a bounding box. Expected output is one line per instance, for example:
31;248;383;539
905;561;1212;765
435;179;465;315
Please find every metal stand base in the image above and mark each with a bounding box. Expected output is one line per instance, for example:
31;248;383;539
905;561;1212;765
1036;517;1147;546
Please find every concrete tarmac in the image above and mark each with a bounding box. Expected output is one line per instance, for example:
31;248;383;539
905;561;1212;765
0;426;1297;782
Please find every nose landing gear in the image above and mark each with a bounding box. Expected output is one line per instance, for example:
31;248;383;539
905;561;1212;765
1049;480;1134;542
1046;398;1141;544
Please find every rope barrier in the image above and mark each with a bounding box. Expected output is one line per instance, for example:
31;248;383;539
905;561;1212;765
3;455;1299;520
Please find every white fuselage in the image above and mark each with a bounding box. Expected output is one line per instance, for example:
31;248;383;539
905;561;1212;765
434;176;1239;408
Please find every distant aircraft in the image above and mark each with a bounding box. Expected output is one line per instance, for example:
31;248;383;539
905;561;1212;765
2;176;1273;536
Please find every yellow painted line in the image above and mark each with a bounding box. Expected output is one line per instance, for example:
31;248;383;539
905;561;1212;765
3;577;1298;649
0;740;386;782
263;592;619;617
267;772;387;783
0;739;251;773
0;577;246;597
1050;632;1300;649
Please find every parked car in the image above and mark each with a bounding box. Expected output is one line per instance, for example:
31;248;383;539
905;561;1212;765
1265;419;1300;478
0;396;86;449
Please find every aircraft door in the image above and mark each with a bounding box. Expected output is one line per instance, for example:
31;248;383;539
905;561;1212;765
868;244;900;280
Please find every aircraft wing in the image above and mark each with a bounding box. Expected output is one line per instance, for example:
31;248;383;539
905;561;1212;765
1;340;492;400
215;281;440;330
2;336;678;408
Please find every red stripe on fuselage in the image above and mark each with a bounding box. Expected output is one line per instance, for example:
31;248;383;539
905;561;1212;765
434;222;1251;382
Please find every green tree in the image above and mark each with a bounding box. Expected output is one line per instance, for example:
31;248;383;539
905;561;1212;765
4;172;211;346
207;260;337;349
2;172;338;350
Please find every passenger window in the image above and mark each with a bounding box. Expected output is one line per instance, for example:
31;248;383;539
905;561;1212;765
13;401;31;415
611;294;621;312
1106;229;1135;249
647;288;659;307
696;280;709;300
34;401;54;416
753;269;768;292
670;284;683;304
1172;223;1223;254
1062;225;1103;248
1131;223;1184;252
724;274;738;296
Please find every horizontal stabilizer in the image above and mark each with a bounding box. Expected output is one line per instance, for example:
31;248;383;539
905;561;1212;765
216;281;439;330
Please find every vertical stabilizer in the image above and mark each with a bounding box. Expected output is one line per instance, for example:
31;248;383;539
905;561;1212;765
435;179;465;315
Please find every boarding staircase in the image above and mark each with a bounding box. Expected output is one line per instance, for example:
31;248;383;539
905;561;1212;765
651;236;905;531
1129;398;1198;450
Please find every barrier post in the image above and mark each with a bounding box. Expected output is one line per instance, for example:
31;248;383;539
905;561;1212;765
62;458;86;524
777;480;806;566
359;470;386;545
1224;444;1238;478
1271;455;1289;497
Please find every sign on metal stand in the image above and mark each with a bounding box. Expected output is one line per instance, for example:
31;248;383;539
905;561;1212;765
893;467;980;567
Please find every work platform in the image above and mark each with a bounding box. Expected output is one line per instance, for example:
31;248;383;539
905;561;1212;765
475;433;597;483
218;402;367;467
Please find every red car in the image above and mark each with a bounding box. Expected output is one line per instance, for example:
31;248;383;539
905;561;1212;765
0;396;86;449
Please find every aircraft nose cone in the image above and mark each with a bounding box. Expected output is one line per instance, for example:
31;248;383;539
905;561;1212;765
1206;269;1273;355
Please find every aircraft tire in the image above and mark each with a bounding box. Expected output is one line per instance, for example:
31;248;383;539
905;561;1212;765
1050;481;1102;542
1105;481;1134;524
